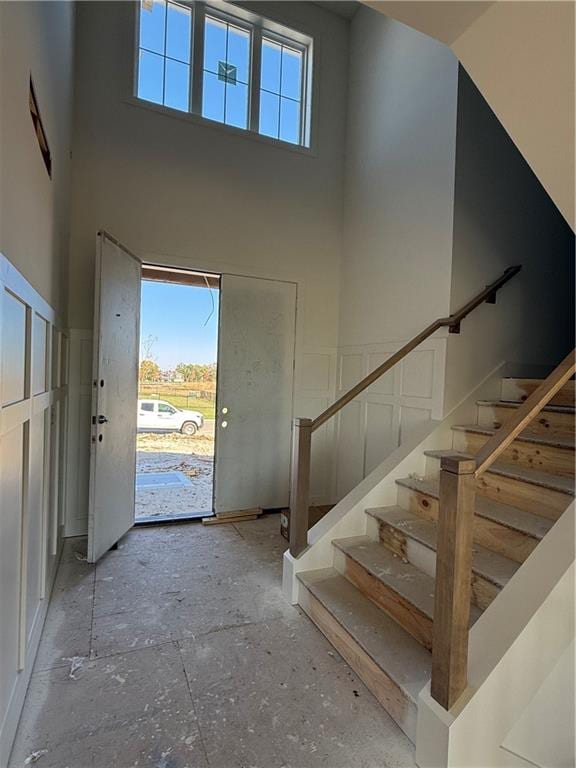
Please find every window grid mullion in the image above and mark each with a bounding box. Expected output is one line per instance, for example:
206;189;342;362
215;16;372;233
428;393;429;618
299;44;306;145
140;45;189;67
260;86;299;104
222;21;229;124
276;46;284;140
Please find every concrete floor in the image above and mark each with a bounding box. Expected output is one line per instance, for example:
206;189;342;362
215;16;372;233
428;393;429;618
9;516;416;768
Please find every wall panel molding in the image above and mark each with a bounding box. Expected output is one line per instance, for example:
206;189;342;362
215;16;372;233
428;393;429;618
0;254;67;766
334;337;446;499
293;347;338;505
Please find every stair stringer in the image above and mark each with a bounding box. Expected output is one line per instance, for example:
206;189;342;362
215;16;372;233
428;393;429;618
282;360;507;604
417;504;575;768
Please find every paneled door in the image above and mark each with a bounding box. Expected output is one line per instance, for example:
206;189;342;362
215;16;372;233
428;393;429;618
88;232;141;562
214;274;297;514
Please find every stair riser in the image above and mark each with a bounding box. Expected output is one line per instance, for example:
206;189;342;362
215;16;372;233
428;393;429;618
501;378;575;407
334;548;433;651
377;521;500;611
425;454;569;520
298;585;418;743
453;430;575;478
396;485;538;564
477;403;574;438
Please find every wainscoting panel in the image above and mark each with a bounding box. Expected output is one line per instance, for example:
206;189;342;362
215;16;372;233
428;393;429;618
336;399;365;498
365;401;397;477
334;338;446;500
0;254;67;766
293;348;337;506
1;291;27;405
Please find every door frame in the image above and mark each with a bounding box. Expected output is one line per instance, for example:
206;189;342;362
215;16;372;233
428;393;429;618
135;262;222;524
135;263;299;523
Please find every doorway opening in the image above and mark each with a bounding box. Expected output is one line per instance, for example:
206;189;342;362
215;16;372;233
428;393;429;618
135;264;220;523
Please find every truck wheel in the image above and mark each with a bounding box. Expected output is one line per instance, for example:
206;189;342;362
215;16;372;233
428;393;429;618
181;421;197;436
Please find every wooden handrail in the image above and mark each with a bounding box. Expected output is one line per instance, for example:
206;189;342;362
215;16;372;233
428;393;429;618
431;348;575;711
311;265;521;432
289;265;522;558
474;348;576;477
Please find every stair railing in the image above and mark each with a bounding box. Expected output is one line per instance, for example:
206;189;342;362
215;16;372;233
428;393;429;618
431;348;576;710
288;264;522;558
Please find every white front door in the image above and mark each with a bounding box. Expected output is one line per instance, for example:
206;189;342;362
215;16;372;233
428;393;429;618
88;232;141;563
214;274;297;514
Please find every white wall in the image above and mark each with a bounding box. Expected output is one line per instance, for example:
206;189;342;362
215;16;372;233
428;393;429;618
66;1;350;529
451;0;575;230
0;0;74;313
331;8;574;496
332;7;458;497
0;3;74;762
365;1;575;230
444;67;575;411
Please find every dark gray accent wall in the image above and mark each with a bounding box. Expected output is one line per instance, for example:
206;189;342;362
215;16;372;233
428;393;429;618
445;66;575;408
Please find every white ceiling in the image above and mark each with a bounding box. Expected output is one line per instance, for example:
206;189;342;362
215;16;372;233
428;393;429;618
312;2;359;20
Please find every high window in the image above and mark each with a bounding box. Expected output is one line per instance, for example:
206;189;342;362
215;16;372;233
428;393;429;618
135;1;313;147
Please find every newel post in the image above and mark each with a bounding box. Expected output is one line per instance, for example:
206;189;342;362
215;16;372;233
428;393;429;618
289;417;313;558
431;454;477;710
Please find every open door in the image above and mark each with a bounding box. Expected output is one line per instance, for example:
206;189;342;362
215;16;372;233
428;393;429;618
88;232;141;562
214;274;296;514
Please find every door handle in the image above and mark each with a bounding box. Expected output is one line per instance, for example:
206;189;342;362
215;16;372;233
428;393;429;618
97;415;109;424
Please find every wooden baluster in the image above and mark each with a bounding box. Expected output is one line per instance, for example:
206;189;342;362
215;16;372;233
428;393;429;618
431;454;477;710
289;417;313;557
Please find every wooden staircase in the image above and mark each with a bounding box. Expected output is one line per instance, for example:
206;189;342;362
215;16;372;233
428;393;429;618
296;375;575;743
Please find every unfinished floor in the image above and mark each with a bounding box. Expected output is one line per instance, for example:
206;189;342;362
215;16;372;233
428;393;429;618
9;516;415;768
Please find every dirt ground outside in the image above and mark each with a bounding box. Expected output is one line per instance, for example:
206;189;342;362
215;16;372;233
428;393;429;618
135;420;215;519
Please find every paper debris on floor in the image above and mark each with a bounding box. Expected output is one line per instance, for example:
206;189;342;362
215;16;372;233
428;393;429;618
64;655;85;680
24;750;48;764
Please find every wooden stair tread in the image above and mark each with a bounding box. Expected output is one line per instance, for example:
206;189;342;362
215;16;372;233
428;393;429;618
424;450;575;496
395;476;554;540
297;568;431;704
366;506;519;588
452;424;575;450
477;400;575;415
332;536;482;626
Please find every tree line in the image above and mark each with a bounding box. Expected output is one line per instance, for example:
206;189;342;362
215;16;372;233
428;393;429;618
139;360;217;383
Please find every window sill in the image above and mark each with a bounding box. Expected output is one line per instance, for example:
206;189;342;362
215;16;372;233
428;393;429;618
124;96;317;158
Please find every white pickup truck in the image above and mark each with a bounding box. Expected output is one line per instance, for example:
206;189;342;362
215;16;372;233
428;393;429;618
137;399;204;436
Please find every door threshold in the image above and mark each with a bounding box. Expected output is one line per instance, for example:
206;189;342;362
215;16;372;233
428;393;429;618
134;510;213;527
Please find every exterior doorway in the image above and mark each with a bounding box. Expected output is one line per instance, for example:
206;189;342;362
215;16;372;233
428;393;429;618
135;265;220;523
